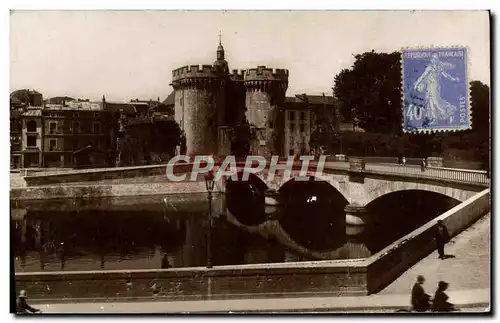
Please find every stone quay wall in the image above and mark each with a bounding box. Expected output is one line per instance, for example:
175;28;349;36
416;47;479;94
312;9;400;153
15;189;489;303
366;188;490;294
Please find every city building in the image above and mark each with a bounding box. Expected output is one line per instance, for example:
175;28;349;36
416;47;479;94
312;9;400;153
9;90;174;169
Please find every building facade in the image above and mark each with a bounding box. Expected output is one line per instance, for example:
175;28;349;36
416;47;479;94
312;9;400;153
10;90;174;169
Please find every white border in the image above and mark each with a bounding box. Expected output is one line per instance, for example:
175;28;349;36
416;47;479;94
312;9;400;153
3;2;497;323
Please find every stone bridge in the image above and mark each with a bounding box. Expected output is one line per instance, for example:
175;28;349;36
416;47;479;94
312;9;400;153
214;159;489;227
16;158;489;211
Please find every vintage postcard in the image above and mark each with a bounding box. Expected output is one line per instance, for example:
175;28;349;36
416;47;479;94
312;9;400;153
10;10;490;315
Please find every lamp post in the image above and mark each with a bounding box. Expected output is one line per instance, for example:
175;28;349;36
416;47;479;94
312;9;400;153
204;170;215;268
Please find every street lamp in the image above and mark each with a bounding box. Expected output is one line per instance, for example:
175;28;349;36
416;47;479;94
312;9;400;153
204;170;215;268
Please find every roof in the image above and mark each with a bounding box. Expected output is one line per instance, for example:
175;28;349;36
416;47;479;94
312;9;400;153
105;102;138;115
10;96;23;106
11;89;42;97
21;109;42;117
45;96;76;104
163;92;175;106
45;101;102;111
294;94;336;105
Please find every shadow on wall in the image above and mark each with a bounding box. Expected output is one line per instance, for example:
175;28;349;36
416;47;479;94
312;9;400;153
363;190;461;253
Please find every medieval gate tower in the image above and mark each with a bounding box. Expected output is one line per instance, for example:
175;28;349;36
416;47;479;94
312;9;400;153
171;39;289;157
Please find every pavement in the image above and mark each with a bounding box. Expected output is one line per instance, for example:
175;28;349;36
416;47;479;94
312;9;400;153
380;212;490;294
35;289;489;313
30;213;491;314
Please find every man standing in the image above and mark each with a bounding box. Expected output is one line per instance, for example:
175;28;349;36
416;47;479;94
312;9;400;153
435;220;450;259
411;275;431;312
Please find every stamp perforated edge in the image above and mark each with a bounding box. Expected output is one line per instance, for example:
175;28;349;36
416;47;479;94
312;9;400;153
400;45;472;134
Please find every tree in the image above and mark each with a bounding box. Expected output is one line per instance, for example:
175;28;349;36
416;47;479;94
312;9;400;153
333;50;402;134
118;120;182;166
469;81;490;170
306;94;340;153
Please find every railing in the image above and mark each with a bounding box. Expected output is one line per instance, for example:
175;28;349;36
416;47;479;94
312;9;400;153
14;156;489;186
363;163;489;185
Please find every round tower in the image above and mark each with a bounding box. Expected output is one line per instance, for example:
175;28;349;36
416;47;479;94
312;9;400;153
244;66;289;157
171;65;219;156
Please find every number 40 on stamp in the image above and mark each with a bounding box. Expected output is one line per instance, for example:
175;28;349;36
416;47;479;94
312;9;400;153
401;46;471;133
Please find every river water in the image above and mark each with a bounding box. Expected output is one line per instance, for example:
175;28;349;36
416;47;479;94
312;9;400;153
11;186;458;273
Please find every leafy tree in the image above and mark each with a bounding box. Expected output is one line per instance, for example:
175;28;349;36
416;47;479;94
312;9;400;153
333;50;402;134
118;119;182;165
469;81;490;170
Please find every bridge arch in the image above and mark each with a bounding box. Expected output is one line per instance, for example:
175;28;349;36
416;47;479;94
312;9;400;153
363;179;479;205
224;171;269;226
361;189;462;252
277;176;349;251
278;175;348;203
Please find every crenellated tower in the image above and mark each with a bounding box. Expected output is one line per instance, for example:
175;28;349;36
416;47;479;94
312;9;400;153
244;66;289;157
171;65;219;156
170;39;290;157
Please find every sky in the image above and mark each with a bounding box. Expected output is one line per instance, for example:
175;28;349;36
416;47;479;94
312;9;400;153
10;10;490;102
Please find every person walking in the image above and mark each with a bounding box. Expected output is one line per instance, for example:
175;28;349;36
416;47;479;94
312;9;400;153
420;158;426;172
432;281;456;312
16;290;40;314
161;254;172;269
435;220;450;259
411;275;431;312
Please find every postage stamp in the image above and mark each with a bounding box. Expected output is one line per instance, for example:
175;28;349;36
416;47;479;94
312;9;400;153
401;46;470;133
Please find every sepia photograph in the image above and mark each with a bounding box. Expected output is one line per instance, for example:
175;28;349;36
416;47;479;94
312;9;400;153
9;9;491;314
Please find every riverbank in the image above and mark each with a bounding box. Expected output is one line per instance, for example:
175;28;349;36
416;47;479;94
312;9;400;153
32;213;491;313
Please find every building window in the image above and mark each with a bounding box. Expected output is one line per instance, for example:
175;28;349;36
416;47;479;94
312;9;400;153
27;135;37;147
26;120;37;132
300;111;306;121
289;111;295;121
299;123;305;133
49;122;57;134
94;112;100;119
290;123;295;133
73;112;79;118
93;122;101;134
49;139;57;151
73;122;80;134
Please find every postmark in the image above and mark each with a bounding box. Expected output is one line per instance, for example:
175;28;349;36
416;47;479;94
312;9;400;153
401;46;471;133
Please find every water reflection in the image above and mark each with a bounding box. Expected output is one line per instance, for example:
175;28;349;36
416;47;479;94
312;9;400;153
11;188;459;272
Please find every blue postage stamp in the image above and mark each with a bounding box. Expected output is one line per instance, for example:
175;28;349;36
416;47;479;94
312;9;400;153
402;47;470;132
